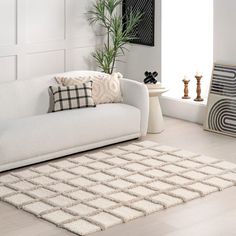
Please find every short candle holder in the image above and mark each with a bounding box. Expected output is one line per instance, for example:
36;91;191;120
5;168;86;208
194;74;204;102
182;78;191;99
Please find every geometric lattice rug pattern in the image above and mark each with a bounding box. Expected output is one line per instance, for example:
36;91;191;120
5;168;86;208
1;141;236;235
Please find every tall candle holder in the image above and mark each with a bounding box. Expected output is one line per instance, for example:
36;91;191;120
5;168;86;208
182;77;190;99
194;73;204;102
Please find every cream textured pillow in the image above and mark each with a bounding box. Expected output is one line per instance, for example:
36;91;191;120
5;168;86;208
55;72;123;105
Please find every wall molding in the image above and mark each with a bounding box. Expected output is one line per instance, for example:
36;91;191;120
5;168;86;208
0;0;99;83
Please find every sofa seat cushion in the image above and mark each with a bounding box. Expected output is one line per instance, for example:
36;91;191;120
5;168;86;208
0;104;140;166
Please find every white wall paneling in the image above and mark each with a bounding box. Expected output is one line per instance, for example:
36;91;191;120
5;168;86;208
67;0;98;44
0;56;17;83
26;50;65;78
25;0;65;44
0;0;17;46
214;0;236;65
67;47;97;71
0;0;99;83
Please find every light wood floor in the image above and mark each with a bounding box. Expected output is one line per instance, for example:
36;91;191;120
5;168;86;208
1;117;236;236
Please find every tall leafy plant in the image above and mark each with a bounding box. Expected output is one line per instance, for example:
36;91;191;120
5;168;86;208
88;0;142;74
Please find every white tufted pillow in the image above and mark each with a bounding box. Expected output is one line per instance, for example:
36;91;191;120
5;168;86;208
55;72;123;105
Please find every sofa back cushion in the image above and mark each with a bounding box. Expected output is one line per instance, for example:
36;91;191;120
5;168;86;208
0;76;55;121
0;71;110;121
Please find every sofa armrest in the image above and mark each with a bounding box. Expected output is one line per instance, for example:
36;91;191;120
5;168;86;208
120;78;149;136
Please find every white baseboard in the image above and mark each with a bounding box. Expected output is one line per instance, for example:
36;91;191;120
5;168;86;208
159;95;207;124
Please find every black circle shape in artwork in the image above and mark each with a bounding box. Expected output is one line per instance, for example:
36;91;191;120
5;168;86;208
208;99;236;135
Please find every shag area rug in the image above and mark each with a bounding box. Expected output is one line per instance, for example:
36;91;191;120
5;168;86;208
1;141;236;235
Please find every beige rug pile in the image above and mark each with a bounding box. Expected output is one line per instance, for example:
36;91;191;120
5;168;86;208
1;141;236;235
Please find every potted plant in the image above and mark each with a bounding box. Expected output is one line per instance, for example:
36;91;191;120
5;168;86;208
88;0;142;74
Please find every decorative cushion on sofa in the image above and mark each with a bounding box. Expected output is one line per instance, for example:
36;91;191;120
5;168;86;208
55;72;123;105
48;81;96;112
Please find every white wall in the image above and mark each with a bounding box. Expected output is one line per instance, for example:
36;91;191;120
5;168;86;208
214;0;236;65
117;0;161;82
0;0;100;84
162;0;213;99
161;0;236;125
159;0;213;125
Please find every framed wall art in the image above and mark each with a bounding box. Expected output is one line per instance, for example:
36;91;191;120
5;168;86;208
204;63;236;137
122;0;155;46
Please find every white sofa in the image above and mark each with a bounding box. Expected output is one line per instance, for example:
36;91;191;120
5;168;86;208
0;71;149;172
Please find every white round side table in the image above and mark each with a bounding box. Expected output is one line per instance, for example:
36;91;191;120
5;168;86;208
147;87;168;134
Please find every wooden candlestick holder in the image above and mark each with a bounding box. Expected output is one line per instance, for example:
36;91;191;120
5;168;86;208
194;74;204;102
182;79;191;99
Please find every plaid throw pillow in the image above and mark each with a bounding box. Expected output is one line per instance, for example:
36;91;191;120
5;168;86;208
48;81;96;112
